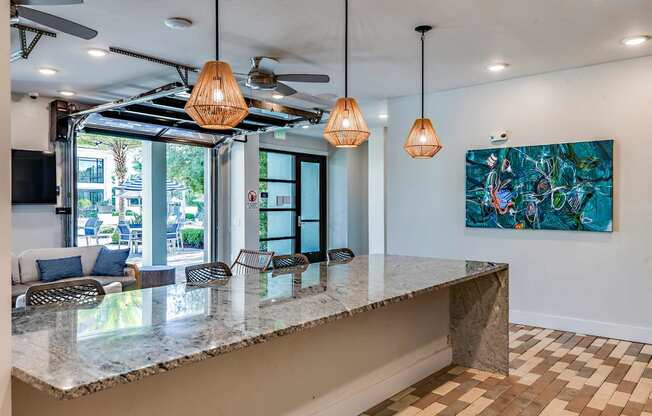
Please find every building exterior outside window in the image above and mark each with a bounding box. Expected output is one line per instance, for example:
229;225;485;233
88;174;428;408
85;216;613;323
78;157;104;184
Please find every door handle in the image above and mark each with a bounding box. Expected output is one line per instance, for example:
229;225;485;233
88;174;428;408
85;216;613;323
297;215;302;228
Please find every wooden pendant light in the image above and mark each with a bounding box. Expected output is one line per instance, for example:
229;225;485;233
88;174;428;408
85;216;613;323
184;0;248;130
404;25;442;159
404;118;442;158
324;97;370;147
323;0;370;148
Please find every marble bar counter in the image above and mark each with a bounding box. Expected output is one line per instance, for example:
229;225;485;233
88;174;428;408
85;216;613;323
12;255;508;416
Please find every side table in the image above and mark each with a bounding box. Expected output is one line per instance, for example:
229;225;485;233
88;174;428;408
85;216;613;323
139;265;176;289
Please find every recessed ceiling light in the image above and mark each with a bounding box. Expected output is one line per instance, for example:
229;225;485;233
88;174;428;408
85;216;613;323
165;17;193;29
87;48;108;58
272;93;284;100
38;68;58;76
487;63;509;72
622;36;649;47
378;113;388;120
59;90;75;97
302;125;310;129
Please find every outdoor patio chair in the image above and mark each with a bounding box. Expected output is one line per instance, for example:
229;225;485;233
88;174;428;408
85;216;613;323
272;254;310;270
327;248;355;262
231;249;274;275
83;218;103;245
166;223;183;253
185;262;232;284
118;222;142;253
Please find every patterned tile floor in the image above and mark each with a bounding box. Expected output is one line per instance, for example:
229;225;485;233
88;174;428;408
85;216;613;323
360;324;652;416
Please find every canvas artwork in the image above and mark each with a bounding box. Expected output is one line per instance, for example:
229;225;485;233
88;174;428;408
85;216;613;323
465;140;613;232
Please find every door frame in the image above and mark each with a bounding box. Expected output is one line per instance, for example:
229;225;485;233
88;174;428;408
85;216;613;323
259;148;327;262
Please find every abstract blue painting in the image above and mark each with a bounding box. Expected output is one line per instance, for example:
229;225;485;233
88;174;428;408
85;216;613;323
466;140;613;232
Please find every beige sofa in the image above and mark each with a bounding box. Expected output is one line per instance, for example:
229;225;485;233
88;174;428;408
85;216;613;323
11;245;139;306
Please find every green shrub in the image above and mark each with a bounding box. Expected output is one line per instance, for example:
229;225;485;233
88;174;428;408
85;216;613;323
182;228;204;249
99;225;114;234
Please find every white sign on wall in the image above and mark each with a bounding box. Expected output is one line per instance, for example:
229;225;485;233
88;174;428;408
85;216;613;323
246;190;258;209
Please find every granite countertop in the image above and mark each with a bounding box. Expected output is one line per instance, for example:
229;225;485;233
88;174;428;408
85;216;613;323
11;255;507;400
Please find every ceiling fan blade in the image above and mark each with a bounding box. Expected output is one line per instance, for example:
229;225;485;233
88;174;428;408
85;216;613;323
276;74;330;83
275;82;298;97
16;5;97;39
15;0;83;5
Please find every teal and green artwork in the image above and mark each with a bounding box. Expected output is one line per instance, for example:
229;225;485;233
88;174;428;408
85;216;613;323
465;140;613;232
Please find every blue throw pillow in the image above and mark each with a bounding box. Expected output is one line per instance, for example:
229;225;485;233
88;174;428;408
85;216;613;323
92;247;130;277
37;256;84;283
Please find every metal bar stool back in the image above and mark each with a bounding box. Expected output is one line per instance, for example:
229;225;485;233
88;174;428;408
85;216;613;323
231;249;274;275
327;248;355;262
272;254;310;270
185;262;233;284
25;279;106;307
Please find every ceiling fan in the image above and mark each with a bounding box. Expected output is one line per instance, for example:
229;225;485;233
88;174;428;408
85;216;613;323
240;56;330;98
10;0;98;40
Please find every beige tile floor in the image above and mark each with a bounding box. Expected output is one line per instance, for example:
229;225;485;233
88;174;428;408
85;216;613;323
360;324;652;416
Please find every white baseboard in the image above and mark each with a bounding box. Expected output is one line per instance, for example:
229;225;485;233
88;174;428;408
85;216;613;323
511;309;652;344
287;342;452;416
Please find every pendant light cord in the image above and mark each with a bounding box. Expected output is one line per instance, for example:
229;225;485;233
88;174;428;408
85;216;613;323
344;0;348;98
421;31;424;119
215;0;220;60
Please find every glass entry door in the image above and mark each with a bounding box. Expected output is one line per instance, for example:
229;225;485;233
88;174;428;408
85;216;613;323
296;155;326;262
259;150;326;262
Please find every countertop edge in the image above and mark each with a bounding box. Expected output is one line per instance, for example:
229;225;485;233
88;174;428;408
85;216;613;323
12;263;509;400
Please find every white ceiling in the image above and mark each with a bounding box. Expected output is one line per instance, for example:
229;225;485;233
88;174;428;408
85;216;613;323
10;0;652;105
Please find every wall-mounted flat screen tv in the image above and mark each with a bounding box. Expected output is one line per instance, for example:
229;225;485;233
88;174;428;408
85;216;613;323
11;149;57;204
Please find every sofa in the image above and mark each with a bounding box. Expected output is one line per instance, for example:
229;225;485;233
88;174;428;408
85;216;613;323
11;245;139;306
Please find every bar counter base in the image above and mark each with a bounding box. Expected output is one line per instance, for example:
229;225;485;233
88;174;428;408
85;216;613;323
14;289;452;416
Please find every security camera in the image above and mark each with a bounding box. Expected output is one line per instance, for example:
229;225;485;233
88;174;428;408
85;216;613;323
28;92;39;100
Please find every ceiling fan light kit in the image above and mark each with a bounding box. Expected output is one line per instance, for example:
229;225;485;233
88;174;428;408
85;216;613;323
403;25;442;159
184;0;248;129
323;0;370;148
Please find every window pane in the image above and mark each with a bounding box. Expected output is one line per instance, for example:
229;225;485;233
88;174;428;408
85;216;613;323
300;161;320;220
260;181;295;209
260;238;295;256
78;158;104;184
259;211;295;239
260;152;295;181
300;221;320;253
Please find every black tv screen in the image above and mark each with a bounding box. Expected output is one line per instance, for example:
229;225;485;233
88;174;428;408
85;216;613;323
12;150;57;204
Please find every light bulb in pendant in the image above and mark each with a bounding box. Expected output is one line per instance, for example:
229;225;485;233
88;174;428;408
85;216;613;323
341;109;351;129
419;130;427;144
212;88;224;103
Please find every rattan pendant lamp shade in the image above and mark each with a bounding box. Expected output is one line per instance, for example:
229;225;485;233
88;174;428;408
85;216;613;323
404;26;442;159
185;0;248;130
323;0;370;148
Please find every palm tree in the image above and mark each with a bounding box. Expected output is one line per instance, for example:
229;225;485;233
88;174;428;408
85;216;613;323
108;139;130;222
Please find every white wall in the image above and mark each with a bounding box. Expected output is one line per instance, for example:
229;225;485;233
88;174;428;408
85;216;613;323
10;94;63;253
368;127;386;254
1;5;12;415
229;135;260;263
328;143;369;255
386;56;652;343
